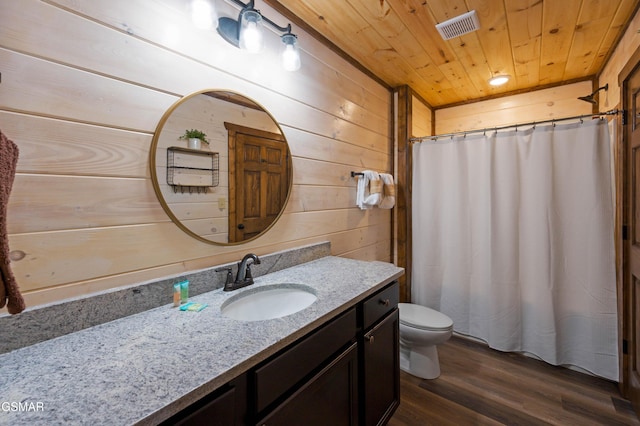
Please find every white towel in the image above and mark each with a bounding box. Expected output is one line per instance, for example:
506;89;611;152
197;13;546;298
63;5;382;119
379;173;396;209
363;171;382;208
356;170;383;210
356;171;369;209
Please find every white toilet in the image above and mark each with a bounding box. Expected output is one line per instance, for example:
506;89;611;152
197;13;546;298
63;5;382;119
398;303;453;379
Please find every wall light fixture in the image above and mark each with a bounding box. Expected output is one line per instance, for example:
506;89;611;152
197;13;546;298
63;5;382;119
280;31;301;71
215;0;301;71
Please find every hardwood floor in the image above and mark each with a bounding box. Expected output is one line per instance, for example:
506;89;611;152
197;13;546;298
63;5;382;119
388;336;640;426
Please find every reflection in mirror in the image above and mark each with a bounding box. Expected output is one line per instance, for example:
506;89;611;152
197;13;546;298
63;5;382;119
150;90;292;245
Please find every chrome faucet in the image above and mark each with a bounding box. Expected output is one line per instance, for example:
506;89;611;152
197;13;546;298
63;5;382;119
216;253;261;291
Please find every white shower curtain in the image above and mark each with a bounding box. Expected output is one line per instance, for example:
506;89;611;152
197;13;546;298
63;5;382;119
411;119;618;381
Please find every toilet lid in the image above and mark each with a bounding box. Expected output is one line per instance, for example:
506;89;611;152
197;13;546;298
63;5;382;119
398;303;453;331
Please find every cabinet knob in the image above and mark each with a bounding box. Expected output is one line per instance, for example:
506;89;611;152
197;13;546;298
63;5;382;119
379;298;390;306
365;335;375;344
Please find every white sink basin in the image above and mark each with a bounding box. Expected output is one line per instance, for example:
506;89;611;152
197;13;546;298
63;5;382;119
221;284;317;321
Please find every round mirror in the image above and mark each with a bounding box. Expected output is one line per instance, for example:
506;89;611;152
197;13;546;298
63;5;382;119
150;90;292;245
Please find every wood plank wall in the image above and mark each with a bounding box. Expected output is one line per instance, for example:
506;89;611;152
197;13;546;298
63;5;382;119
435;81;594;135
412;96;433;138
0;0;392;310
599;2;640;110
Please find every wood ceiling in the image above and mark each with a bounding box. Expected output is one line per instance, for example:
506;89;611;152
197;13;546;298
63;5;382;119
267;0;640;108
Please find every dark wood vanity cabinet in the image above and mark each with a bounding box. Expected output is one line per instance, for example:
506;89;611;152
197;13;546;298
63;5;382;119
257;342;359;425
360;282;400;426
164;281;399;426
361;310;400;426
254;308;359;424
163;374;249;426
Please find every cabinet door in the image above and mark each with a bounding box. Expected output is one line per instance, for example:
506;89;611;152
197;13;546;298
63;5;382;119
362;309;400;426
166;386;236;426
257;343;359;426
254;308;357;413
161;374;248;426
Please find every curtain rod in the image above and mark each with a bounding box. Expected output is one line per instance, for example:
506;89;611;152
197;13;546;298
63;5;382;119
410;108;621;143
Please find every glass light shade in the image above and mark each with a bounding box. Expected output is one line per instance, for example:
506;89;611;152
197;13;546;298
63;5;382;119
489;75;510;86
189;0;217;30
281;34;301;71
239;10;264;53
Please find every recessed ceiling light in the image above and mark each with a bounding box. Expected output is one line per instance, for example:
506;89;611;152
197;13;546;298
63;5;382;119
489;75;510;86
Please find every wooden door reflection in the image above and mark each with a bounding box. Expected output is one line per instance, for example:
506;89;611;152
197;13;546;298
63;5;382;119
226;122;289;242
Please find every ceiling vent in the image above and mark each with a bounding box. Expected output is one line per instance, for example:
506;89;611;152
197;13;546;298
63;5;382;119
435;10;480;40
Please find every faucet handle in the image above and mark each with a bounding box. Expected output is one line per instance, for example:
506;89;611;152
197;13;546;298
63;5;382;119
245;264;254;281
215;267;233;285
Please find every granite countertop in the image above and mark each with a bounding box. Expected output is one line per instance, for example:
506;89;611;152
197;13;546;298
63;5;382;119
0;256;403;425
